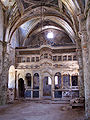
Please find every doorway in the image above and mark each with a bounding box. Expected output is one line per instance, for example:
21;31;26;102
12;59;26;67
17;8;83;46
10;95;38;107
43;76;51;99
18;78;24;98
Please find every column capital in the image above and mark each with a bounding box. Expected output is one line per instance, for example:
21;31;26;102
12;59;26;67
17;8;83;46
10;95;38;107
77;13;87;33
78;30;88;45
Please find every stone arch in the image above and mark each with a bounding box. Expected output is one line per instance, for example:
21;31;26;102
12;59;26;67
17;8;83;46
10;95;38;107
6;6;75;43
9;15;75;43
41;67;52;78
5;0;84;47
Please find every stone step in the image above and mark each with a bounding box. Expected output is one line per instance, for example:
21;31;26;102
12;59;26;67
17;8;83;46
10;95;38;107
17;98;70;104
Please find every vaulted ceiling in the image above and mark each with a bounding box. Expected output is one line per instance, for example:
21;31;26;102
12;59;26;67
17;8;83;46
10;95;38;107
0;0;85;48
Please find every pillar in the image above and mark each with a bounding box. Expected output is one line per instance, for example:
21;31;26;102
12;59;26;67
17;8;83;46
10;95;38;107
0;41;4;105
14;71;17;98
31;73;33;99
51;75;54;99
40;75;44;99
78;14;90;119
76;38;84;98
61;74;63;89
39;73;42;99
86;7;90;120
77;49;84;98
1;42;9;104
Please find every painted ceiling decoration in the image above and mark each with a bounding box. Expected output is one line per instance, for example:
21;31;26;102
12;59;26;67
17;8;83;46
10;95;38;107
8;6;74;42
1;0;85;48
23;28;75;48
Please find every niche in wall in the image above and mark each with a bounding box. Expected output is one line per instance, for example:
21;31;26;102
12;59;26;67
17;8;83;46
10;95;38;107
25;73;31;87
33;73;39;89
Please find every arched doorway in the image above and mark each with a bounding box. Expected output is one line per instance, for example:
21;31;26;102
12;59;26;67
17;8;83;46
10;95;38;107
18;78;24;98
43;76;52;99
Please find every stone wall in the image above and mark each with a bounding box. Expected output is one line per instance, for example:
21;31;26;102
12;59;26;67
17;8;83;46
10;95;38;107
77;1;90;118
0;41;3;105
0;41;9;104
7;88;15;103
85;2;90;119
0;42;3;74
0;40;16;105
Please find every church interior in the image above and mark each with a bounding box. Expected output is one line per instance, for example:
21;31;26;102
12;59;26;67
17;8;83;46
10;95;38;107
0;0;90;120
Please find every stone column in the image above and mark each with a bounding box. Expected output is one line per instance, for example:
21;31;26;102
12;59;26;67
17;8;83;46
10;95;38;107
0;3;5;105
76;38;84;98
14;71;17;98
0;41;3;105
1;42;9;105
86;8;90;120
31;74;33;99
81;30;90;120
39;73;42;99
77;49;84;98
51;75;54;99
40;75;43;99
78;14;90;119
61;74;63;89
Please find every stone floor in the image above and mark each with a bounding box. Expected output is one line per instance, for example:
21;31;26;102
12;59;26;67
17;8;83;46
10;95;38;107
0;100;85;120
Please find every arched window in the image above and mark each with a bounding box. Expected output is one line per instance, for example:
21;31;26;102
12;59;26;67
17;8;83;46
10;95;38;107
33;73;39;89
63;55;67;61
22;57;26;62
8;65;15;88
68;55;72;61
44;53;48;58
17;57;21;63
73;55;77;61
25;73;31;87
58;56;62;61
31;57;35;62
27;57;30;62
53;56;57;61
36;57;39;62
54;72;61;89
